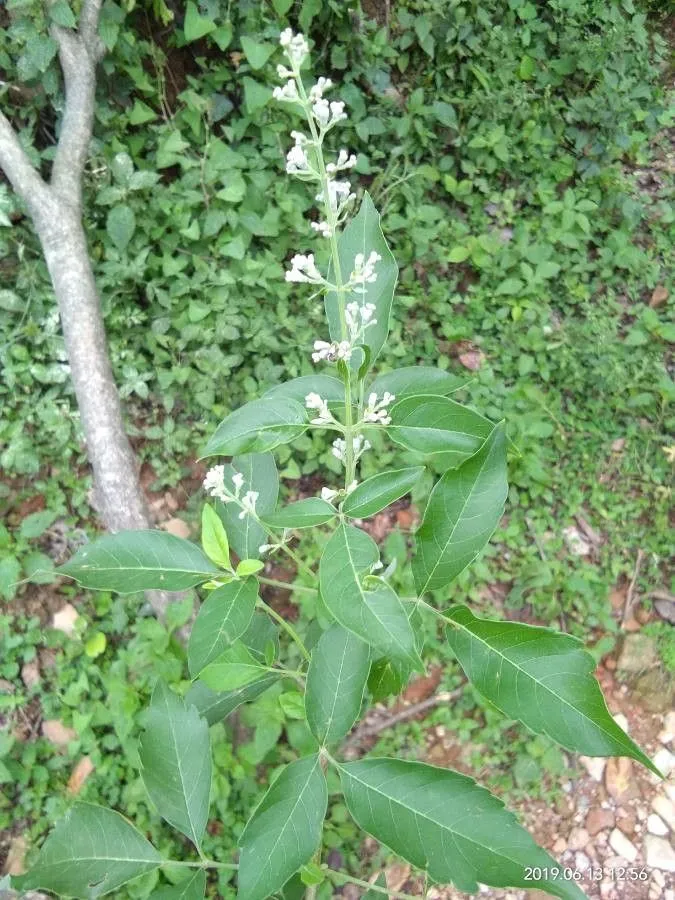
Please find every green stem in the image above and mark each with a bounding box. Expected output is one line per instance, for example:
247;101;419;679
258;598;311;662
163;859;238;870
329;871;421;900
258;576;317;595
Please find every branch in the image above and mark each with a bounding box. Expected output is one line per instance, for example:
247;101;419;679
50;0;105;205
0;110;50;216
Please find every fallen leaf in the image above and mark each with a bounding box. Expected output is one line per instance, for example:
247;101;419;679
52;603;79;635
650;285;668;308
3;835;27;876
604;756;636;802
42;719;77;746
67;756;94;795
21;661;40;689
385;862;411;891
162;517;191;539
458;349;484;371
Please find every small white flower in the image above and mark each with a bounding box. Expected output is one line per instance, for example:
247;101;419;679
279;29;309;68
238;490;259;520
305;392;332;425
286;253;324;284
329;101;347;124
363;391;396;425
259;544;273;554
312;339;352;364
203;465;231;503
273;79;299;103
345;301;378;342
311;97;348;131
231;472;245;495
331;435;371;464
326;148;357;173
310;220;332;238
370;560;384;572
276;64;294;79
320;486;339;502
349;251;381;292
286;142;311;175
309;77;333;101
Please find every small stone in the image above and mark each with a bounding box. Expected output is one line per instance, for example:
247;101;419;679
41;719;77;746
611;438;626;452
658;728;674;746
3;835;27;876
552;837;567;854
644;834;675;872
563;525;591;556
653;747;675;778
664;711;675;733
586;808;615;835
580;755;606;782
568;827;590;851
574;851;590;872
162;517;191;539
616;811;636;836
605;756;635;802
617;634;658;673
21;660;40;689
52;603;79;635
648;814;669;836
613;712;629;733
652;794;675;831
608;828;638;862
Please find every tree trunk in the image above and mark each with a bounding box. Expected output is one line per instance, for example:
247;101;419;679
36;205;150;532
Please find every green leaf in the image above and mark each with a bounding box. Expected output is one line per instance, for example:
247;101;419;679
128;99;157;125
243;77;272;115
241;37;275;69
59;531;219;593
216;454;279;561
306;624;370;745
238;754;327;900
319;524;422;671
236;559;264;576
262;498;337;529
19;508;58;539
187;673;279;725
201;399;307;458
0;555;20;601
386;395;493;465
262;375;345;408
519;54;536;80
201;504;231;569
106;205;136;251
369;367;470;399
337;758;586;899
188;579;259;677
150;869;206;899
15;803;162;897
183;1;216;42
445;605;658;774
326;193;397;367
139;681;211;849
412;423;508;594
343;467;424;519
448;246;470;263
48;0;77;27
368;657;409;701
84;631;107;658
200;641;269;692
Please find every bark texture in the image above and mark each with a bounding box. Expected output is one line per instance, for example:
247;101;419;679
0;0;171;615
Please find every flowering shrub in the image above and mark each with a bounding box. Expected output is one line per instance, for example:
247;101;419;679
13;29;659;900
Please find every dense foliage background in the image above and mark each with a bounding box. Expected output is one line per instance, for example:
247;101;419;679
0;0;673;896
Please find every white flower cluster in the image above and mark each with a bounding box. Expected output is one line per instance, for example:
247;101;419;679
312;339;352;363
316;179;355;217
305;392;333;425
332;434;371;464
286;132;312;175
326;149;357;174
285;253;323;284
349;251;382;292
203;467;258;520
363;392;396;425
320;486;339;502
279;28;309;68
345;300;377;342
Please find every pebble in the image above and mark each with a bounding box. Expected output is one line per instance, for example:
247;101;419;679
664;711;675;734
653;794;675;831
648;813;669;836
567;827;589;850
586;808;615;836
552;837;567;854
652;747;675;778
613;712;629;733
608;827;638;862
574;851;590;872
605;756;635;801
580;755;606;782
644;834;675;872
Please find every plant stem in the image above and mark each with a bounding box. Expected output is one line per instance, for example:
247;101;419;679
329;871;421;900
258;576;317;595
258;598;311;662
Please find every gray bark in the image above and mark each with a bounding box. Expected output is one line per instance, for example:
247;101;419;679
0;0;172;616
